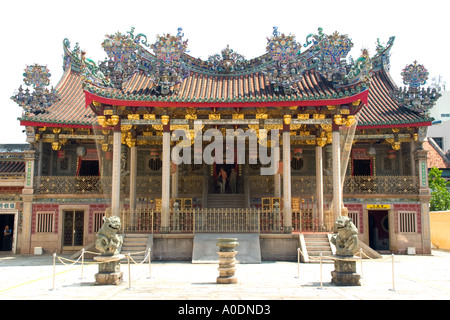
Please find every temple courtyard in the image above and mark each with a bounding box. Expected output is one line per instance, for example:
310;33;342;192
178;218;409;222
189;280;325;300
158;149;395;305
0;250;449;301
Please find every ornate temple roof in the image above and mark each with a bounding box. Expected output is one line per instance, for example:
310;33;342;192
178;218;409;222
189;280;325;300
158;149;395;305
15;28;435;130
83;68;369;109
0;161;25;175
20;69;94;127
359;68;433;128
0;147;26;175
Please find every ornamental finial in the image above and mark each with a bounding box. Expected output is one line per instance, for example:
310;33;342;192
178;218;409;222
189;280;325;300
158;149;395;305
393;60;441;115
401;60;429;89
177;27;184;38
11;64;59;115
273;26;279;37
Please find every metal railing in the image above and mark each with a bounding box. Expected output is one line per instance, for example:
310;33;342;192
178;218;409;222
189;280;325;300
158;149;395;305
34;174;419;196
35;175;106;194
343;175;419;194
120;206;335;234
121;208;161;233
193;208;260;233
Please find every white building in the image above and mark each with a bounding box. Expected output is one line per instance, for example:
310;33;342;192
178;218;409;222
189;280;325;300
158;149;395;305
428;91;450;153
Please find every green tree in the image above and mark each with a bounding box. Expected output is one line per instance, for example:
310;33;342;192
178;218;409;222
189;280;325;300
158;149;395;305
429;167;450;211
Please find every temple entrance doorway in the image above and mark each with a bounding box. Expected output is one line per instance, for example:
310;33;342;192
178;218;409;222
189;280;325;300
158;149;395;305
211;163;241;195
207;162;246;209
78;160;99;176
62;210;84;251
0;214;14;251
368;210;390;251
353;159;372;176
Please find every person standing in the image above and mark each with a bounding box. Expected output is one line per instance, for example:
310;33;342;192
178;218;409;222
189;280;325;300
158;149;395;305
229;168;237;194
218;168;227;194
3;225;12;251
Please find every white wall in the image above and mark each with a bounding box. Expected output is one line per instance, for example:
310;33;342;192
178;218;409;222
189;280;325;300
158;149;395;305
427;91;450;153
429;91;450;122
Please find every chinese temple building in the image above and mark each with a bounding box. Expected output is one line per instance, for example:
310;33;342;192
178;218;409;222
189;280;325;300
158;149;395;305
0;144;27;253
9;27;441;260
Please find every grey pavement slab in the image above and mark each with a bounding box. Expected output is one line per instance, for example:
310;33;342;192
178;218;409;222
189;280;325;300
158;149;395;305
0;250;449;302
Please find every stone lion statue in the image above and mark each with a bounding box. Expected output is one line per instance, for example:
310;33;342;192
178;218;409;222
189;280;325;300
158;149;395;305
95;216;123;256
330;216;359;256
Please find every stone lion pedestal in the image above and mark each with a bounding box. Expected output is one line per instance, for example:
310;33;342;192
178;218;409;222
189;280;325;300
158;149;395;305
330;216;361;286
216;238;239;284
94;254;125;285
331;257;361;286
94;216;124;285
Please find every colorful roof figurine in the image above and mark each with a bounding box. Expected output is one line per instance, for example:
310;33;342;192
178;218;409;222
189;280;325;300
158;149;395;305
78;27;371;108
148;29;189;96
11;27;439;130
264;26;304;94
392;60;441;115
11;64;59;116
358;37;435;127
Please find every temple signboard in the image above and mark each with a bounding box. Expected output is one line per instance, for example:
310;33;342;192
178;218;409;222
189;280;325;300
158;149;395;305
366;204;390;210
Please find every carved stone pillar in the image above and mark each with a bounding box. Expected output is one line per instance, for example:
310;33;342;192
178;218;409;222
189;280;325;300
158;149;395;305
415;148;432;254
274;173;281;198
410;140;416;176
129;146;137;214
273;135;281;198
332;128;342;220
21;150;36;254
315;146;324;229
282;129;292;233
111;126;122;217
161;118;171;232
415;149;430;193
172;164;179;199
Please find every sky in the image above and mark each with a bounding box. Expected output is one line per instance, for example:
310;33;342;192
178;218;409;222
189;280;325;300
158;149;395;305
1;0;449;144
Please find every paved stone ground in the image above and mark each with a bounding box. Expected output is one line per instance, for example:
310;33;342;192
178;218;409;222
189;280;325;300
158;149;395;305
0;250;449;303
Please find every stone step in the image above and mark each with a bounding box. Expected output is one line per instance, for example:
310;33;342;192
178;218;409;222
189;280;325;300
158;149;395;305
308;247;332;256
305;239;330;243
122;239;146;244
306;246;332;251
308;253;332;258
122;245;147;250
120;234;152;262
207;200;247;208
302;233;334;263
303;233;329;238
305;241;330;245
123;234;150;239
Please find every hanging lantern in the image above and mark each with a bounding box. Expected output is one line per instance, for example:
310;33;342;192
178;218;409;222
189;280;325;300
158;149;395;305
293;148;303;160
52;141;62;151
77;146;87;157
387;150;396;159
101;143;109;152
150;148;160;158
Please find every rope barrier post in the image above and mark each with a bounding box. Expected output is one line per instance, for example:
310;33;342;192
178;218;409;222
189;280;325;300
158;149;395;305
320;252;323;289
148;248;152;279
359;248;363;279
80;248;85;280
51;253;56;291
318;252;325;290
389;254;396;291
127;253;132;290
